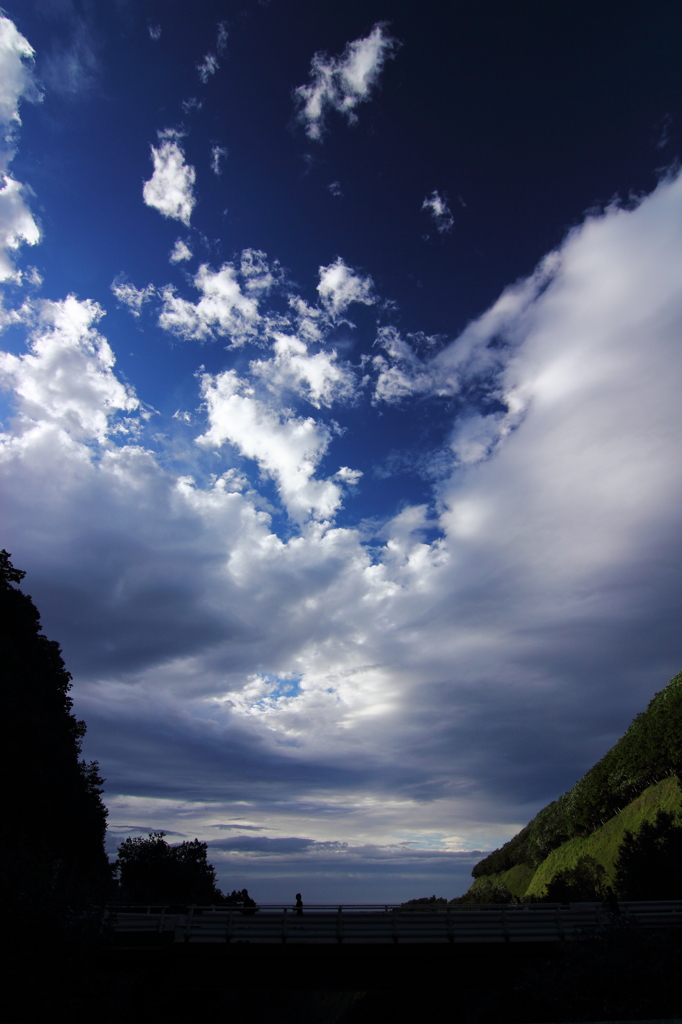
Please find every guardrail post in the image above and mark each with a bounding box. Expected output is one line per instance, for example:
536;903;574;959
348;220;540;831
392;908;399;944
337;906;343;944
226;909;233;944
282;907;287;944
446;907;454;944
185;905;194;943
502;906;510;943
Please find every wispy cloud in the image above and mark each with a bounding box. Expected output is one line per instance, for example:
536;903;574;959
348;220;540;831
211;145;227;176
197;22;228;85
422;190;454;233
143;132;196;226
295;24;399;140
111;278;155;316
197;52;219;84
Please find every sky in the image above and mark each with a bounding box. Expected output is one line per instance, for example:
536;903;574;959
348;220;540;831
1;0;681;904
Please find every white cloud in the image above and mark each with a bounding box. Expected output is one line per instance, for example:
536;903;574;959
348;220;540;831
251;334;358;409
158;261;260;345
317;257;374;317
211;144;227;175
170;239;192;264
196;369;346;522
0;17;41;283
111;279;155;316
148;25;161;42
0;296;139;442
422;190;454;233
296;24;398;140
143;134;196;226
0;174;40;282
198;53;219;84
0;16;40;140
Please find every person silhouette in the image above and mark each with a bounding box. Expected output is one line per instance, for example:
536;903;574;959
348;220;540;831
295;892;303;916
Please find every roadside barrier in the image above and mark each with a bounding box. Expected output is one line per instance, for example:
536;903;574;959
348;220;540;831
104;899;682;945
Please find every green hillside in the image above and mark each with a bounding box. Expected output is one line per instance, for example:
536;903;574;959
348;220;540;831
468;670;682;898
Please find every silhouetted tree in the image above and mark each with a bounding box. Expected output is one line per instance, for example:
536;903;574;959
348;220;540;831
401;895;449;909
115;831;224;903
615;810;682;899
223;887;257;909
0;549;109;906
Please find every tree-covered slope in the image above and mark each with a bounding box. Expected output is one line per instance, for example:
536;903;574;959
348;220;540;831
473;670;682;879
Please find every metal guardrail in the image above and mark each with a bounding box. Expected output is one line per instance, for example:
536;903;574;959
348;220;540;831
104;900;682;945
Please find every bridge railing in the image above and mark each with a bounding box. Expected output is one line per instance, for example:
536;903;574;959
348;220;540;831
103;900;682;945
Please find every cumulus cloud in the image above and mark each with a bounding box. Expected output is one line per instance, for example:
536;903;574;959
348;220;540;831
422;190;454;233
0;296;139;442
317;257;374;317
251;334;358;409
296;24;398;140
158;262;261;344
143;134;196;226
0;17;41;283
170;239;192;264
111;279;155;316
196;369;347;521
0;16;40;141
0;175;40;282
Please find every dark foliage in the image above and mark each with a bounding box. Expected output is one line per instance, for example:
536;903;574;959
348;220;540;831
474;668;682;877
540;855;607;903
223;887;257;908
400;894;449;908
0;549;110;906
452;878;516;904
115;831;224;904
614;809;682;899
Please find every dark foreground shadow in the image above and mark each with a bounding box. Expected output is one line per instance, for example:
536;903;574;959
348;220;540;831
4;926;682;1023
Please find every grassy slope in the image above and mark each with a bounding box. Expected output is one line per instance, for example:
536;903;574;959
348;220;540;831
527;775;682;895
476;777;682;897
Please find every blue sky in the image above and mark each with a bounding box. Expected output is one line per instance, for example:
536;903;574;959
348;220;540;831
1;0;681;902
